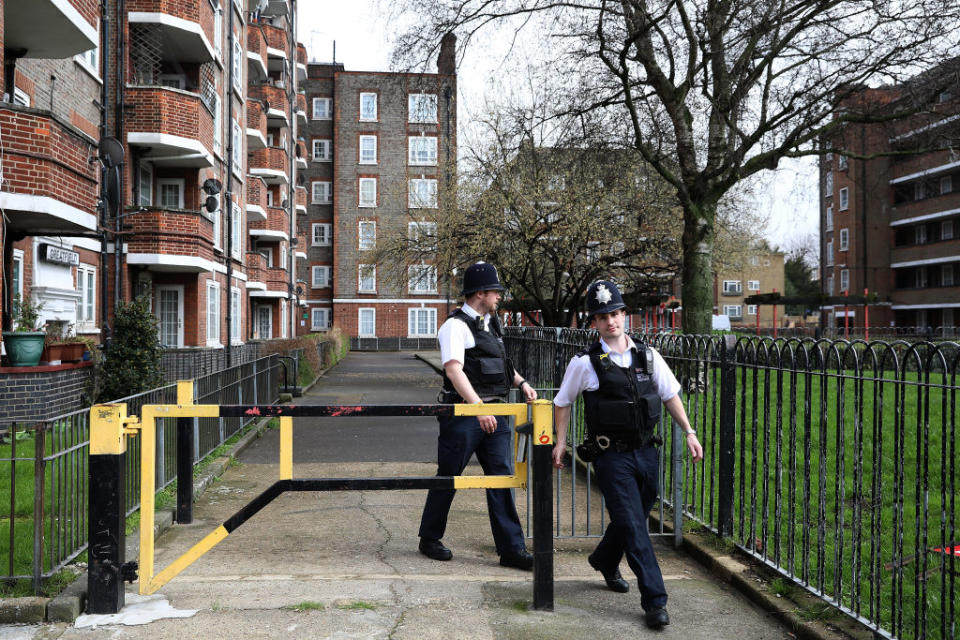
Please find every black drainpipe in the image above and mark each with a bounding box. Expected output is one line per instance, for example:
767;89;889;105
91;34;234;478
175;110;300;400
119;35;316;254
224;2;236;366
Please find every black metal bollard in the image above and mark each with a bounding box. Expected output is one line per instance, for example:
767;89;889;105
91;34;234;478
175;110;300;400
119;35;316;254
531;401;554;610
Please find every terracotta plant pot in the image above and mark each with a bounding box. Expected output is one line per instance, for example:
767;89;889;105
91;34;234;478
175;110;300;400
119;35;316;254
41;342;86;365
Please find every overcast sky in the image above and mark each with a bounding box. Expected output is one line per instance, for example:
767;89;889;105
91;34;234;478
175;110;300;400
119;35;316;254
297;1;820;251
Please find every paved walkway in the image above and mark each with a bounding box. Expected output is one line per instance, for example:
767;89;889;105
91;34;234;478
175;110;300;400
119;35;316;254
10;352;803;639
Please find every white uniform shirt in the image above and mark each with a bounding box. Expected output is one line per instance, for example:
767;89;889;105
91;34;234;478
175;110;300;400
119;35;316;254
437;303;489;366
553;336;681;408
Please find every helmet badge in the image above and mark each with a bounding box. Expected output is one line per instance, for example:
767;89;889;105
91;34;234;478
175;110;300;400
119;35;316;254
595;284;613;305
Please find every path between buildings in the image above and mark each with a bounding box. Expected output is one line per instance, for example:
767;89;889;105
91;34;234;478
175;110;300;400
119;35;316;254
6;351;851;639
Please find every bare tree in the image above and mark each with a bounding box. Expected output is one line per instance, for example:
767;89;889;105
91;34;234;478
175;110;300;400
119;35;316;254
387;0;960;333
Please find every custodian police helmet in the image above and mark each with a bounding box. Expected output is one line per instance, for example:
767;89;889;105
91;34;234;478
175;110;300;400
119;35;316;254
461;261;505;296
586;280;627;317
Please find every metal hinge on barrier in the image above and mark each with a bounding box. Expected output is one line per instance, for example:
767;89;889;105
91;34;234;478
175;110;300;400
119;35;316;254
122;415;141;437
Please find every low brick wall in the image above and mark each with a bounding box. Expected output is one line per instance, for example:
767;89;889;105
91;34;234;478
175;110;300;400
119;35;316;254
0;363;93;423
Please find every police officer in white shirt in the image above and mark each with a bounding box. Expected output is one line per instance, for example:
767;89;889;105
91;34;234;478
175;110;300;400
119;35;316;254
553;280;703;629
418;262;538;570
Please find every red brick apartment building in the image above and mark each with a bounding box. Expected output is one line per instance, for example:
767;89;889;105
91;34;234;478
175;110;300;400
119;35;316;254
302;37;457;349
0;0;308;358
820;60;960;330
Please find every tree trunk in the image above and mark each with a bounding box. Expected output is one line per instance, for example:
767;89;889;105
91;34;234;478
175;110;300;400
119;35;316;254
680;201;716;336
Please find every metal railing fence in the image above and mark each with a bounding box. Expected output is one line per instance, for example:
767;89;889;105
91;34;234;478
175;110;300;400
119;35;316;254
505;327;958;640
1;354;283;591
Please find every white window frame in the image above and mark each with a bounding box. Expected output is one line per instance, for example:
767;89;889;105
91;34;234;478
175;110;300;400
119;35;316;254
408;93;438;123
311;308;331;331
943;220;954;240
77;264;96;328
258;247;273;267
408;264;437;293
943;264;954;287
838;155;848;171
312;181;332;204
231;36;243;93
231;202;242;259
746;280;760;291
747;305;758;316
312;97;332;120
408;178;438;208
157;178;185;209
827;275;835;297
312;223;331;246
359;178;377;207
839;187;849;211
281;300;288;338
358;308;376;337
138;162;153;207
722;280;742;295
359;135;378;164
213;4;223;57
825;172;833;198
232;118;243;168
359;92;378;121
266;189;274;207
916;224;928;245
408;136;438;166
212;92;222;155
825;205;833;231
12;250;24;305
158;74;185;89
74;20;100;78
358;264;376;293
723;305;742;318
408;307;438;337
840;268;850;292
211;195;222;250
826;240;834;266
206;281;221;346
942;175;953;195
280;242;287;270
839;228;849;251
358;221;376;251
408;220;438;250
312;139;332;162
230;286;241;343
311;265;331;288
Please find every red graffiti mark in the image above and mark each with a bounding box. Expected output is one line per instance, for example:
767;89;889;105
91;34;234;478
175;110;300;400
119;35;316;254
538;435;550;444
245;407;261;416
329;406;364;417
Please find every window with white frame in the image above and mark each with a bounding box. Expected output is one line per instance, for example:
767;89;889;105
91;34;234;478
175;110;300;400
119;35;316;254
77;265;96;327
408;220;437;250
212;92;222;154
138;162;153;206
359;178;377;207
358;308;376;336
280;241;287;269
74;20;100;77
157;179;185;208
230;287;241;342
359;135;377;164
408;307;437;337
266;189;274;207
826;240;834;265
312;181;332;204
916;224;928;244
827;275;834;296
311;265;331;288
408;136;438;165
312;139;332;161
915;267;928;288
281;300;288;338
157;73;185;89
825;205;833;230
915;181;926;200
839;228;849;251
358;265;376;292
747;305;757;316
211;195;222;250
943;264;954;287
12;250;23;305
258;247;272;267
408;265;437;293
358;221;376;250
207;282;221;345
840;268;850;292
838;155;848;171
839;187;849;211
825;172;833;198
213;5;222;57
408;93;438;123
312;223;331;246
11;87;29;107
723;305;742;318
232;36;243;93
408;178;438;208
749;256;760;266
943;220;954;240
942;175;953;194
231;202;242;259
722;280;742;295
311;308;331;331
747;280;760;291
359;92;378;121
312;97;332;119
232;119;243;168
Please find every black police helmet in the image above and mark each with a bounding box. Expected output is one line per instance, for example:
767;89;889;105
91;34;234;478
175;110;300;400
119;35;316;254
461;262;505;296
586;280;627;317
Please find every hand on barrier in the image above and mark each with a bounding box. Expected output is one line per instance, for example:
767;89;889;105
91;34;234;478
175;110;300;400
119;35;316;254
478;414;497;433
521;384;538;403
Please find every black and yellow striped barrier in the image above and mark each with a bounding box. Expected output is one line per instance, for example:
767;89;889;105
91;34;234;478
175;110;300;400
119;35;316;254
88;383;554;613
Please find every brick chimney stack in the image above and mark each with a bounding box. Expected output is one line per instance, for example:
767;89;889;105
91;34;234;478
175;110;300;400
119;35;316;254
437;33;456;75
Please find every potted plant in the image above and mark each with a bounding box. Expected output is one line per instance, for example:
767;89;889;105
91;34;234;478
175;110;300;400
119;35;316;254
2;294;45;367
41;322;85;365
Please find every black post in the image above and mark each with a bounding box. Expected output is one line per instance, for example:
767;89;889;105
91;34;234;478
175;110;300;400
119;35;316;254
532;404;554;610
176;417;193;524
32;425;45;594
718;334;737;537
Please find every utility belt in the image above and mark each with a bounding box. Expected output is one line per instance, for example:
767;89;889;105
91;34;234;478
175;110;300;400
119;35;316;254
437;389;507;404
575;430;662;462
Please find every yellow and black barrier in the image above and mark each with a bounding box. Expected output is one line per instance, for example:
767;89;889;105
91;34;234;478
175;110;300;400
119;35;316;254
88;384;555;613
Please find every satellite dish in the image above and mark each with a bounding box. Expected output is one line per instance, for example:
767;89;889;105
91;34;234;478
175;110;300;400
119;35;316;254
297;174;306;186
281;199;289;208
97;137;125;169
202;178;222;195
205;196;219;213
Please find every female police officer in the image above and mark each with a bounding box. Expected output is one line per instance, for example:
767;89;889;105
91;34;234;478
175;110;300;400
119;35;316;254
418;262;538;570
552;280;703;629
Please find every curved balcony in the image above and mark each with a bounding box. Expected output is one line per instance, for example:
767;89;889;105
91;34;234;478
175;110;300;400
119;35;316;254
127;0;216;64
124;208;217;272
249;84;290;125
4;0;98;59
246;25;268;81
249;147;289;184
295;185;307;215
249;266;290;299
263;0;290;18
296;43;308;81
246;99;268;150
125;87;215;167
260;23;290;71
245;251;266;290
295;139;307;169
249;206;290;242
0;106;98;235
246;178;268;222
295;92;307;124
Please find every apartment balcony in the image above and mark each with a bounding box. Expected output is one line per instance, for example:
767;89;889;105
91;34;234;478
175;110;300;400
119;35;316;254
127;0;216;64
296;44;308;81
245;178;268;222
245;251;266;291
295;139;307;169
0;106;98;235
262;0;290;18
249;147;288;184
246;99;267;150
260;23;289;73
249;266;289;299
890;192;960;227
249;206;290;242
295;92;307;124
891;286;960;307
246;24;268;82
890;241;960;268
249;84;289;125
889;149;958;185
4;0;98;59
295;185;307;215
125;87;215;167
124;208;217;272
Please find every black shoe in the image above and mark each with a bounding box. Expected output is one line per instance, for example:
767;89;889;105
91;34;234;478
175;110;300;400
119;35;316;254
645;607;670;629
499;549;533;571
419;538;452;561
587;553;629;593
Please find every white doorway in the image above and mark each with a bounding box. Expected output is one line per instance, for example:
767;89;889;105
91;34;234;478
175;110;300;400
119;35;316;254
256;304;272;339
156;285;184;347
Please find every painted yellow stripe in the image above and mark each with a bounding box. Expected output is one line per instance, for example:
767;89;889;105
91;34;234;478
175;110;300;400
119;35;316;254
89;404;127;455
146;525;229;595
454;474;524;489
532;401;554;446
279;417;293;480
176;380;194;405
143;404;220;418
138;408;157;595
453;403;527;417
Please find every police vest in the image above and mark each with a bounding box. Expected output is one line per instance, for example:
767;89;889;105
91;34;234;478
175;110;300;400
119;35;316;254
581;341;662;445
441;309;511;399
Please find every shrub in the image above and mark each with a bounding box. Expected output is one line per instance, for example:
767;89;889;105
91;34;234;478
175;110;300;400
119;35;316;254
99;296;164;401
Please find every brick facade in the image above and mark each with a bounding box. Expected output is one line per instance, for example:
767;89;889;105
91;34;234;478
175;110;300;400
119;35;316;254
0;363;93;422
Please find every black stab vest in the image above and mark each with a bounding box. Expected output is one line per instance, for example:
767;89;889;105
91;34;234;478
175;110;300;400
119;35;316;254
441;309;511;399
581;341;662;445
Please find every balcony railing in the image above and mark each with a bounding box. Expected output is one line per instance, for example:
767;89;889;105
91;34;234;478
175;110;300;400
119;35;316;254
124;208;216;263
248;147;288;182
250;84;290;122
246;99;267;149
125;87;215;167
259;23;289;55
246;177;268;222
249;206;290;238
127;0;216;63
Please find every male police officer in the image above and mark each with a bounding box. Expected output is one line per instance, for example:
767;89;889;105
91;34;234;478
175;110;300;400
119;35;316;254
552;280;703;629
418;262;538;570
